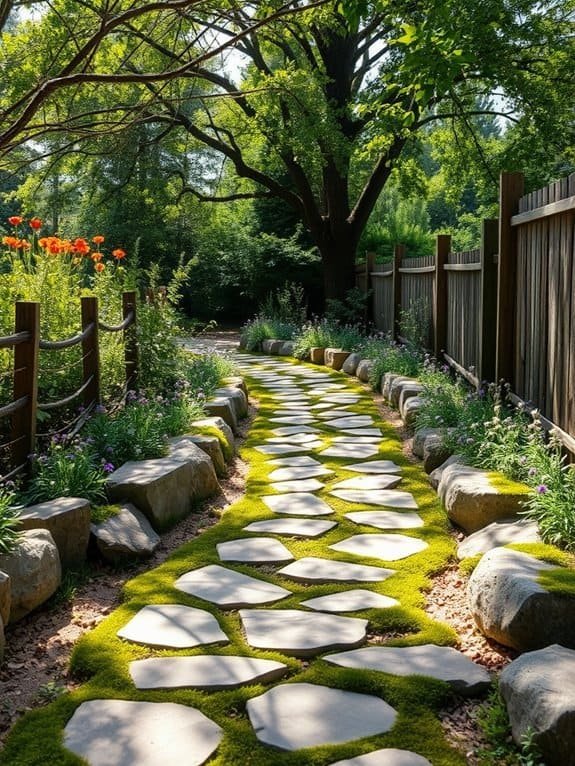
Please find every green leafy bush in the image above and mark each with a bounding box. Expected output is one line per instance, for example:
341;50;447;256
359;337;425;388
241;317;298;351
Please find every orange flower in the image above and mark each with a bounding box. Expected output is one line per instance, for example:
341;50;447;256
18;239;31;250
91;252;103;262
29;217;42;230
112;248;126;260
2;235;18;248
72;237;90;255
92;235;105;245
58;239;73;254
49;240;62;254
7;215;23;226
94;262;105;273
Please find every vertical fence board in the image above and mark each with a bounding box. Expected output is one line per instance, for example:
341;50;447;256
434;236;450;357
12;302;40;472
123;291;139;391
81;297;101;408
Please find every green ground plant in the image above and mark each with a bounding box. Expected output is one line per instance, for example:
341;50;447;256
0;487;21;553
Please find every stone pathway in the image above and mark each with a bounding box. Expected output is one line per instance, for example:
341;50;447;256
20;349;488;765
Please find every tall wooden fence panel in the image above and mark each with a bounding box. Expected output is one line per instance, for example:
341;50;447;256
444;249;481;373
398;255;435;348
371;264;394;333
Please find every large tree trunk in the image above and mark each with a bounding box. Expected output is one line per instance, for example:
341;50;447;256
316;223;359;303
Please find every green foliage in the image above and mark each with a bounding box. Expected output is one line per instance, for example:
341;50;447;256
325;287;370;326
259;282;307;326
476;688;545;766
241;317;297;351
91;504;121;524
0;487;22;554
292;318;365;359
185;353;237;400
360;337;425;388
399;296;432;349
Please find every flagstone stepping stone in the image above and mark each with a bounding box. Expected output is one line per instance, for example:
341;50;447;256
130;655;288;691
331;489;418;508
269;467;331;482
279;556;395;583
64;699;222;766
310;402;342;410
330;533;428;561
247;683;397;751
270;478;325;493
175;564;291;608
335;475;402;490
262;493;333;516
301;589;399;612
341;428;384;437
269;416;316;424
329;749;432;766
332;436;382;444
244;518;337;537
272;425;319;435
240;609;367;657
324;416;375;429
323;395;361;403
326;645;491;696
317;409;361;419
117;604;228;649
269;455;322;467
217;537;293;563
346;460;402;474
255;443;320;455
267;433;321;444
320;444;380;459
345;510;424;530
457;517;541;559
270;409;314;417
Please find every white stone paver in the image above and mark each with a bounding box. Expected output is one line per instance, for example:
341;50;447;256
267;433;321;444
329;749;432;766
269;415;316;424
129;655;288;690
279;556;395;583
64;700;223;766
341;428;384;436
330;533;428;562
324;416;374;429
240;609;367;656
268;465;333;481
270;478;325;493
334;475;402;490
262;493;334;516
175;565;291;608
317;409;361;419
320;444;380;459
117;604;228;649
243;518;337;537
346;510;424;530
331;489;418;508
332;435;382;444
301;589;399;612
345;460;402;474
246;683;397;750
217;537;293;563
269;455;322;466
255;443;318;455
271;425;320;436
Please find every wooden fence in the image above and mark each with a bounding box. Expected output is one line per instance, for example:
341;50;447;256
0;292;138;481
358;170;575;449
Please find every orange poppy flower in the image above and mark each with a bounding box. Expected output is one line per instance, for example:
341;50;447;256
19;239;31;250
7;216;23;226
58;240;73;254
49;240;62;254
72;237;90;255
92;235;105;245
2;236;18;247
112;248;126;260
29;217;42;230
91;252;103;262
94;262;105;273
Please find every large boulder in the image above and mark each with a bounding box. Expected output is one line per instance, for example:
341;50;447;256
457;518;541;560
423;431;453;473
429;455;464;490
214;386;248;419
500;644;575;766
0;571;10;626
191;417;235;461
279;341;295;357
204;396;238;432
381;372;402;400
17;497;91;568
438;462;528;533
398;383;425;413
91;504;160;564
389;377;418;408
106;448;219;531
402;396;424;431
412;427;436;459
467;547;575;651
181;434;226;476
0;530;61;623
262;339;280;354
355;359;373;383
330;351;351;371
342;353;362;375
223;375;249;398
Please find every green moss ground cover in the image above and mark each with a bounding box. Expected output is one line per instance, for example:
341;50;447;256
2;354;471;766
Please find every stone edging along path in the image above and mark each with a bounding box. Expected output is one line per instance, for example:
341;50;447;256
2;352;493;766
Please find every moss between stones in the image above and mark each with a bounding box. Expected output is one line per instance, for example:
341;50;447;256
90;504;122;524
1;355;468;766
486;472;531;496
191;424;234;462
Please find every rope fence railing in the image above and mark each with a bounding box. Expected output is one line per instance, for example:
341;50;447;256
0;291;138;483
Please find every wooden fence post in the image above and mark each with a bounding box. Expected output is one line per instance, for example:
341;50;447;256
123;291;139;391
12;302;40;472
496;171;524;384
392;244;405;340
434;234;450;358
364;251;376;327
478;219;499;383
81;296;101;408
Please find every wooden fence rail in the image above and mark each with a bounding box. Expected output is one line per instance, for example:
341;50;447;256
0;291;138;481
357;170;575;450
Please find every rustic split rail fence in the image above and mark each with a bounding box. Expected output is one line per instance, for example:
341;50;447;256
0;292;138;481
358;170;575;450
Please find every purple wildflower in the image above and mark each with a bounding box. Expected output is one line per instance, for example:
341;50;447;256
537;484;548;494
103;462;115;473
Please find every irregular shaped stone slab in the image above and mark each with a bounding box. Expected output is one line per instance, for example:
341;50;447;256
117;604;228;649
326;645;491;696
331;489;418;509
457;517;541;559
240;608;367;657
320;444;379;459
345;460;402;474
130;655;288;690
269;456;322;467
329;749;432;766
247;683;397;751
269;416;316;425
262;493;334;516
175;564;291;609
331;436;382;444
271;426;319;436
345;511;424;530
255;443;319;455
324;416;374;429
217;537;293;563
244;518;337;538
301;589;399;612
500;644;575;766
317;409;362;419
341;428;384;437
267;433;321;444
279;556;395;583
467;547;575;650
334;475;402;490
322;395;361;403
270;479;325;493
64;699;222;766
268;465;333;481
18;496;90;568
330;533;428;562
91;503;160;564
